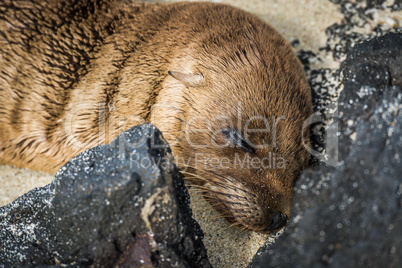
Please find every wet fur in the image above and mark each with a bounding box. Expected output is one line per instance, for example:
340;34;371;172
0;0;312;232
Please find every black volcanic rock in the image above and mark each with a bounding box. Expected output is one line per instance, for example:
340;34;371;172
0;124;211;267
250;33;402;268
338;33;402;160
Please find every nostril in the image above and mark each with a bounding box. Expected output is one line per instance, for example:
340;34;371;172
264;212;288;231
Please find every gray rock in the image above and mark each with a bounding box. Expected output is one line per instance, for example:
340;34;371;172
250;33;402;268
0;124;211;267
338;32;402;159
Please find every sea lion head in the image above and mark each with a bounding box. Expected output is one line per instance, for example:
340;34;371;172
166;41;311;233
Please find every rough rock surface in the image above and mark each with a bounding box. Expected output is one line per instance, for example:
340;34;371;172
250;33;402;267
300;0;401;163
0;124;211;267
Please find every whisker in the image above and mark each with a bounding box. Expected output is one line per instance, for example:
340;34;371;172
180;171;209;182
194;170;251;195
181;173;236;191
227;221;243;229
177;165;252;196
177;165;261;233
219;221;244;233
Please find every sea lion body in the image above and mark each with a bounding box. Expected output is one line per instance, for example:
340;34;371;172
0;0;312;233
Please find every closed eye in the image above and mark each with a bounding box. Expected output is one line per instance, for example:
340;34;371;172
222;128;256;154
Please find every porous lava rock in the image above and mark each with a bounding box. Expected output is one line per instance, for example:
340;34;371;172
0;124;211;267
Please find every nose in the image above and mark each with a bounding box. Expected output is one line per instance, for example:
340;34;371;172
264;212;288;231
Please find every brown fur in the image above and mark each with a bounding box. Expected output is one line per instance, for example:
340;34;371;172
0;0;312;233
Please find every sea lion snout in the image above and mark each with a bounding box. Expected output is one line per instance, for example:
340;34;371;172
200;174;292;233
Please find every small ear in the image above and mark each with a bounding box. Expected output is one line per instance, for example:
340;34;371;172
168;71;204;87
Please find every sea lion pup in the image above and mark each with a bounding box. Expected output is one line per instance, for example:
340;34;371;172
0;0;312;233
